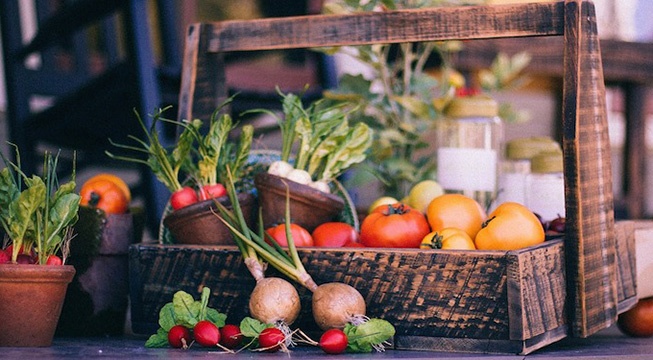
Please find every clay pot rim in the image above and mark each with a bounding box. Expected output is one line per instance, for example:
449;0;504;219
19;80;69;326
163;192;254;224
254;172;345;208
0;264;76;281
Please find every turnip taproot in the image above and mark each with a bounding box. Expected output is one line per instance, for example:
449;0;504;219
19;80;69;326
312;282;366;330
249;277;301;325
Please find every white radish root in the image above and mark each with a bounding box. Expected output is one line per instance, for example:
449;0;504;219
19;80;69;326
249;277;301;326
312;282;366;330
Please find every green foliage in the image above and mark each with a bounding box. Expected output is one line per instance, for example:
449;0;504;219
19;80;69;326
0;145;80;264
318;0;531;198
344;318;396;353
145;287;227;348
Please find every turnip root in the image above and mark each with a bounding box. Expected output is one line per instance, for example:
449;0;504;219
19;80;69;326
249;277;301;326
309;180;330;194
286;168;312;185
268;160;294;178
312;282;366;330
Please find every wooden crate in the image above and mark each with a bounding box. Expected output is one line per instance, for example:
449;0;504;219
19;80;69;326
128;0;634;355
129;240;567;354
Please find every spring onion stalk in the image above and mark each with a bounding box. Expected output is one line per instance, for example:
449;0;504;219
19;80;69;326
213;168;318;291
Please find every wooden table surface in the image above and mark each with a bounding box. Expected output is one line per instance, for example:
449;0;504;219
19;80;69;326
2;325;650;359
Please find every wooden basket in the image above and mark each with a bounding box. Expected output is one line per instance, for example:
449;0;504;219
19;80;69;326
129;0;635;354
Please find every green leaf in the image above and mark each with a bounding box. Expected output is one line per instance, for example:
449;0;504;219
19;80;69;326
345;319;395;353
206;308;227;327
239;317;268;338
158;303;176;331
145;327;170;348
172;291;202;328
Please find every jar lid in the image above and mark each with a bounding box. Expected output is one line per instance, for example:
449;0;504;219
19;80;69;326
506;137;561;160
531;149;564;173
443;96;499;118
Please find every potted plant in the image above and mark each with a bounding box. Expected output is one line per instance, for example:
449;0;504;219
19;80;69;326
251;89;373;232
108;99;256;245
0;146;80;347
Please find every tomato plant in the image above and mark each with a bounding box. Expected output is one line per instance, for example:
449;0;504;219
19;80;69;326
266;223;314;247
170;186;199;210
80;179;129;214
426;193;487;239
475;202;545;250
420;227;476;250
312;222;359;247
360;203;430;248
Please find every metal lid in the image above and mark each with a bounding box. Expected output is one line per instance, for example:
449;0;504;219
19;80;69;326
506;137;561;160
443;96;499;118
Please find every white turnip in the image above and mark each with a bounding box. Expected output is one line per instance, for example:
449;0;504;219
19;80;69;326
249;277;301;326
312;282;366;330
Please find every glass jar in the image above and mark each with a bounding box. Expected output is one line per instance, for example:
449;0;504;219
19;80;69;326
435;96;503;209
494;137;562;209
526;149;565;222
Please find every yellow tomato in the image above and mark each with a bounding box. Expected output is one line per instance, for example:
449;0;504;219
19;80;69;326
426;194;487;239
474;202;545;250
407;180;444;213
420;227;476;250
367;196;398;214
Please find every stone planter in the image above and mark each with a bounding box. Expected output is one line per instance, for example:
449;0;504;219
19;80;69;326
0;264;75;347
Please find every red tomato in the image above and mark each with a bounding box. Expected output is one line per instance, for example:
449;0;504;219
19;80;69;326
199;183;227;201
360;203;431;248
312;222;359;247
266;223;314;247
170;186;199;210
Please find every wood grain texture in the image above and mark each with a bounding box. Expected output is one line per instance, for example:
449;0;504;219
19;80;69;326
561;0;617;337
129;240;567;354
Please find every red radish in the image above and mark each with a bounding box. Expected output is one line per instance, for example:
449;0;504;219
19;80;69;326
45;255;63;266
193;320;221;347
319;328;348;354
16;254;36;264
219;324;243;349
170;186;198;210
0;251;9;264
258;327;285;352
199;183;227;201
168;325;192;349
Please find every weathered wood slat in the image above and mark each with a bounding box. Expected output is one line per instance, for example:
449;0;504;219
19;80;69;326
561;0;617;337
204;2;565;53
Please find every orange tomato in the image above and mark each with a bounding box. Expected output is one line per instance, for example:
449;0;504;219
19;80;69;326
80;179;129;214
426;194;487;239
420;227;476;250
474;202;545;250
83;173;131;203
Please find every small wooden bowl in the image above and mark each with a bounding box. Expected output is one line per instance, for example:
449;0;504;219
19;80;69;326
254;172;345;232
163;192;256;245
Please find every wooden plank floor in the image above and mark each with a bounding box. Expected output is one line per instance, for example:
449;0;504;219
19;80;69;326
1;325;652;359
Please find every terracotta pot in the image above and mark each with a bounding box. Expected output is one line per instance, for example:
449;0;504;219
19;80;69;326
163;192;256;245
0;264;75;347
254;172;345;232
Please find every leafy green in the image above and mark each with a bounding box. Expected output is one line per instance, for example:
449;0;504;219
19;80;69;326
0;146;80;264
239;317;270;338
344;318;396;353
145;287;227;348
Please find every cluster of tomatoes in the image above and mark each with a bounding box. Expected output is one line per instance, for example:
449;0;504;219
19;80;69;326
270;193;549;251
